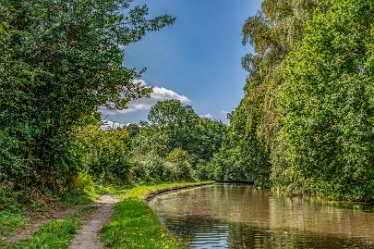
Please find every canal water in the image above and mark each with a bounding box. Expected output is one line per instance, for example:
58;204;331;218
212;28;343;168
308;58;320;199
148;184;374;249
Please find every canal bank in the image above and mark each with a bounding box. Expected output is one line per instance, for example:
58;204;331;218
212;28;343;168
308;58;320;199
100;182;213;249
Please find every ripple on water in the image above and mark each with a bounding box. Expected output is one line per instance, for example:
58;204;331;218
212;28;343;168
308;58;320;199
149;184;374;249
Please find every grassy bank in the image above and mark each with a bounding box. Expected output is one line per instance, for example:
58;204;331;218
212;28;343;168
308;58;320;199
10;216;81;249
101;182;213;249
1;182;211;249
0;213;27;239
114;182;213;199
0;188;98;243
1;206;96;249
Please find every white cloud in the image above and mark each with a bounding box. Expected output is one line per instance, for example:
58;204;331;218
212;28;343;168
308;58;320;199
152;87;190;103
199;113;213;119
101;120;129;130
100;80;191;116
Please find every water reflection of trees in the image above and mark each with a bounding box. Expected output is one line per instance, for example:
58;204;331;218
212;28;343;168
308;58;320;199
150;185;374;248
227;223;373;249
162;215;373;249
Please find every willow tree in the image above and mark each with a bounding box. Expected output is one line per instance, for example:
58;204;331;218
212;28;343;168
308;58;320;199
241;0;317;149
212;1;318;184
208;102;271;186
277;0;374;200
0;0;174;191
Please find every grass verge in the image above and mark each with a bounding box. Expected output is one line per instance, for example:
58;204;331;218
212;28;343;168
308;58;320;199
0;212;27;239
101;182;213;249
114;182;213;200
3;206;96;249
101;199;185;249
9;216;80;249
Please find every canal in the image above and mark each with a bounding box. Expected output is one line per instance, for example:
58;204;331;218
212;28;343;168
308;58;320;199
149;184;374;249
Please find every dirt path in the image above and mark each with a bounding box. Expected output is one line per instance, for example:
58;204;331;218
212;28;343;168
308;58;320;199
5;194;119;249
5;203;90;244
68;194;120;249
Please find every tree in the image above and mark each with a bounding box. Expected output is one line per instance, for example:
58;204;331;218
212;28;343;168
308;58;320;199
75;125;131;183
241;0;318;149
148;100;198;128
277;0;374;200
208;102;271;186
214;0;317;186
0;0;175;191
147;100;226;161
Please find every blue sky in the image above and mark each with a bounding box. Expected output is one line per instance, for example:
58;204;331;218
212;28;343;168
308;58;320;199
101;0;262;126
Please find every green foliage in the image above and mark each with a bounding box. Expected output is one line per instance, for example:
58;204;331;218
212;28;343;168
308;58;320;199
241;0;318;148
213;0;318;187
171;161;193;182
60;172;99;206
0;212;26;239
276;0;374;200
194;162;211;180
12;216;80;249
166;148;195;165
124;100;226;183
0;185;22;213
128;157;170;184
228;0;374;200
208;102;271;186
144;100;227;161
75;125;132;184
148;99;198;128
0;0;174;192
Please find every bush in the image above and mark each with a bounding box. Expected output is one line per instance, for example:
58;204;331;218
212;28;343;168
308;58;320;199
0;185;22;212
166;148;196;166
72;172;95;196
144;158;166;183
171;161;193;181
195;161;211;180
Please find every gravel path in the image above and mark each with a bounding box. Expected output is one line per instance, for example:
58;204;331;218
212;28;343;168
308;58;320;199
68;194;120;249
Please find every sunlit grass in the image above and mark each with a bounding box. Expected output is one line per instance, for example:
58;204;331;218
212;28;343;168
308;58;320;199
114;181;213;199
101;182;213;249
101;199;186;249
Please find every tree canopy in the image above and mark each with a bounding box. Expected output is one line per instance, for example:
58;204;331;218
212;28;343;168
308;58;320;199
0;0;174;190
276;0;374;200
214;0;374;200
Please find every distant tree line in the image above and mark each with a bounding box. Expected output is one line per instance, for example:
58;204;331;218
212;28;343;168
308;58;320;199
76;100;227;185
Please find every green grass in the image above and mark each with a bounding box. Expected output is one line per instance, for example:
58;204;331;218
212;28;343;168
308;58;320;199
101;199;186;249
0;212;27;238
10;216;80;249
101;182;213;249
62;190;97;207
0;211;28;248
3;206;95;249
114;181;213;199
2;182;212;249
